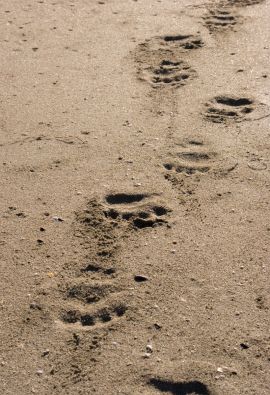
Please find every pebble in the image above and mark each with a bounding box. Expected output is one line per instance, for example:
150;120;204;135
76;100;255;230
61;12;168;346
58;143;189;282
52;216;64;222
146;344;153;353
36;369;43;375
154;323;162;330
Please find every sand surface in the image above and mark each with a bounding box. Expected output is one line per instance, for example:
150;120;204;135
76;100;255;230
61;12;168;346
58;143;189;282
0;0;270;394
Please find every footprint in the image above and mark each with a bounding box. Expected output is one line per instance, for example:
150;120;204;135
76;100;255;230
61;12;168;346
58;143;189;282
163;139;237;195
60;280;127;330
203;8;239;32
204;95;254;123
148;378;212;395
163;142;216;176
104;193;170;229
56;194;169;330
133;34;200;89
141;59;196;88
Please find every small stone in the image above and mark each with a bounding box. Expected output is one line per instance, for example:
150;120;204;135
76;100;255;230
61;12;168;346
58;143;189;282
240;342;249;350
36;369;43;375
146;344;153;353
52;216;64;222
41;350;49;357
154;323;162;330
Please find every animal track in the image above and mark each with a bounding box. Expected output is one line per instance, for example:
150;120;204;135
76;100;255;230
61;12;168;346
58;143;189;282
203;8;239;32
134;34;201;88
163;142;216;176
204;95;254;122
104;192;170;229
142;59;196;88
57;194;170;329
163;139;237;196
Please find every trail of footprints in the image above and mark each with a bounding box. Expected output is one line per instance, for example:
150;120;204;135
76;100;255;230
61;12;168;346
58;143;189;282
59;194;170;329
37;6;260;333
28;0;267;391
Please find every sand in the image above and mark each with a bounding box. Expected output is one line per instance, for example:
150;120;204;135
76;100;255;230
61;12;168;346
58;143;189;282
0;0;270;394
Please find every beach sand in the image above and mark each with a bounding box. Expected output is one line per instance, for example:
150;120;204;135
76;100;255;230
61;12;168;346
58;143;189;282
0;0;270;394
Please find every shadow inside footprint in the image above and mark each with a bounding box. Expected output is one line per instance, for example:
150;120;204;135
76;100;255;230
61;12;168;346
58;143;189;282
105;193;148;205
215;96;253;106
149;378;211;395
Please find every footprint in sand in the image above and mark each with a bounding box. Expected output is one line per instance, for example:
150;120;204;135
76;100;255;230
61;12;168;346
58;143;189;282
58;193;170;330
104;192;170;229
163;139;237;194
163;139;228;176
203;8;240;33
139;58;196;88
204;95;255;123
133;34;203;88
